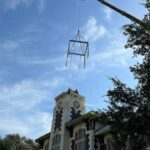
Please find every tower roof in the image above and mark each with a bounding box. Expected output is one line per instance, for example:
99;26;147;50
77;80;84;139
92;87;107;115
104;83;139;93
55;88;85;101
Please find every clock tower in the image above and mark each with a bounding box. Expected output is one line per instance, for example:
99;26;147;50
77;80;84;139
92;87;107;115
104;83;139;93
48;88;86;150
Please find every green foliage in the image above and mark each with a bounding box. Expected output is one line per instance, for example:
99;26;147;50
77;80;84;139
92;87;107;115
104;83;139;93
96;0;150;149
0;134;38;150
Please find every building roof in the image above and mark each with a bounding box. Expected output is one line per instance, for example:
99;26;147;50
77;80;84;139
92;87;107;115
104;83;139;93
95;125;111;136
35;132;50;143
55;88;85;101
65;111;98;128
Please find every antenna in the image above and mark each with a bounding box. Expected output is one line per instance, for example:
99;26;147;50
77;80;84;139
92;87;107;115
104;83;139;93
66;0;89;69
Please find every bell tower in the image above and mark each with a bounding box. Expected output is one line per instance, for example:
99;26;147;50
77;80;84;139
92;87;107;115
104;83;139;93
49;88;86;150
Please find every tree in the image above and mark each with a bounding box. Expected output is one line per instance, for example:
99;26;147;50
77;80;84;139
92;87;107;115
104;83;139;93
0;134;38;150
97;0;150;149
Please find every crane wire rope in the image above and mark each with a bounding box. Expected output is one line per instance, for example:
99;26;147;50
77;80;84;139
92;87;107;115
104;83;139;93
77;0;81;32
66;0;89;68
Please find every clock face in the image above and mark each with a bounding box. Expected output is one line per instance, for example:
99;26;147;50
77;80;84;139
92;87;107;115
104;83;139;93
58;101;62;109
74;101;80;108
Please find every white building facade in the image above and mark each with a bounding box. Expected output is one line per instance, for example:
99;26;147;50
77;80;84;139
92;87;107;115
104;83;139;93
36;89;115;150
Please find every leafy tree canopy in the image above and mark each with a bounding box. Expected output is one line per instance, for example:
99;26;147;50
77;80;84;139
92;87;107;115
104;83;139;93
0;134;38;150
96;0;150;149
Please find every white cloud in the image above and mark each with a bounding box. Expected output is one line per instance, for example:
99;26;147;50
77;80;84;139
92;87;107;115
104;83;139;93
3;0;47;12
65;37;133;78
0;116;29;136
0;78;65;138
83;17;107;42
0;28;43;52
103;7;113;22
0;79;65;110
40;78;66;90
0;109;52;139
0;80;48;110
90;48;130;68
0;40;20;51
26;111;52;138
56;35;132;76
20;56;64;65
84;35;136;76
37;0;46;12
0;38;32;52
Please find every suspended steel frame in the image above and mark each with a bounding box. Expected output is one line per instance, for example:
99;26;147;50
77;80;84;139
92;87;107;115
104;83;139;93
66;30;89;68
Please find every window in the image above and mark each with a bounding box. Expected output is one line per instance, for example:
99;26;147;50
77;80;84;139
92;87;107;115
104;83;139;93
106;138;114;150
52;135;61;150
44;143;49;150
75;129;86;150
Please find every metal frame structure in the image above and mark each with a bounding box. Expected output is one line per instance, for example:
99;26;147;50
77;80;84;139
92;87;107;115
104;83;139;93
66;30;89;68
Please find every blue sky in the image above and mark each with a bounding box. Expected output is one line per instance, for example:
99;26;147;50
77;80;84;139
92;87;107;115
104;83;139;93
0;0;147;139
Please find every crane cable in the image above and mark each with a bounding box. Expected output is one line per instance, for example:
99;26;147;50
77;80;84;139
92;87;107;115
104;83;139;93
77;0;84;33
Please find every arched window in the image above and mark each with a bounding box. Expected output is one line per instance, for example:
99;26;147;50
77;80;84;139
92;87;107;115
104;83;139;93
106;137;114;150
44;142;49;150
75;129;86;150
52;134;61;150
